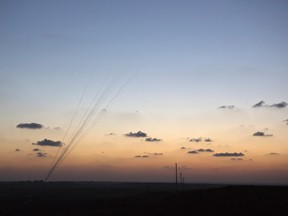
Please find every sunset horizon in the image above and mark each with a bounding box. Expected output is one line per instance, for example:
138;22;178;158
1;0;287;185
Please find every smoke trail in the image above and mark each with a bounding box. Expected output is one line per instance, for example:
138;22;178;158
45;74;131;181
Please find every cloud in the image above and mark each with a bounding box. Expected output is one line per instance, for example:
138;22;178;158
189;138;213;142
180;147;186;150
33;148;41;151
283;119;288;125
197;148;214;152
204;138;213;142
134;155;149;158
268;152;279;156
253;131;273;137
231;158;243;160
188;149;214;154
213;152;244;157
125;131;147;137
154;153;163;156
16;123;43;129
219;105;235;109
15;149;20;152
145;137;161;142
36;152;47;157
252;101;287;109
272;102;287;108
33;139;63;147
189;138;201;142
188;150;199;154
252;100;266;108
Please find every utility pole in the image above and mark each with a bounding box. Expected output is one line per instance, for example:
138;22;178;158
175;163;178;191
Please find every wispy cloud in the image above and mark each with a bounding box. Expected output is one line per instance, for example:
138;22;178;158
219;105;235;109
134;155;149;158
231;158;243;160
125;131;147;137
33;139;63;147
252;100;266;108
268;152;279;156
16;123;43;129
189;138;213;143
213;152;244;157
252;101;287;109
189;138;201;142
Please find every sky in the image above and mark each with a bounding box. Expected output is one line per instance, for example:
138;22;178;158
0;0;288;184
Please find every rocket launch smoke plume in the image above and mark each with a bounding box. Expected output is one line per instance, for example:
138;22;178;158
45;74;132;181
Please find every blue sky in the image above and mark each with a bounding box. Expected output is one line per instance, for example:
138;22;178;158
0;0;288;183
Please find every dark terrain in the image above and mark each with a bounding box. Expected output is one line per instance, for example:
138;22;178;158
1;181;287;215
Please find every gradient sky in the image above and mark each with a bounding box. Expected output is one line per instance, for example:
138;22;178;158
0;0;288;184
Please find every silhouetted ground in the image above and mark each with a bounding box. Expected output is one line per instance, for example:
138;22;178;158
1;182;287;215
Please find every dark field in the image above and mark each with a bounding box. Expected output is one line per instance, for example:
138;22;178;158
1;181;288;216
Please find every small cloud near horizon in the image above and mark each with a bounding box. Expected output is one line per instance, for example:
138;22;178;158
213;152;244;157
17;123;43;129
33;139;63;147
268;152;279;156
219;105;235;109
253;131;273;137
134;155;149;158
145;137;161;142
125;131;147;138
189;138;201;142
188;149;214;154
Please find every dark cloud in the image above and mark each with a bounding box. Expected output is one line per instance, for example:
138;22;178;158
180;147;186;150
154;153;163;156
283;119;288;125
36;152;47;157
189;138;201;142
16;123;43;129
188;149;214;154
252;100;266;108
219;105;235;109
204;138;213;142
252;101;287;109
213;152;244;157
15;149;20;152
272;101;287;108
188;151;199;154
33;139;63;147
253;131;273;137
145;137;161;142
197;148;214;152
125;131;147;137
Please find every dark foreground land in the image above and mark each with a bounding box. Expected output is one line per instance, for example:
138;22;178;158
1;181;288;216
